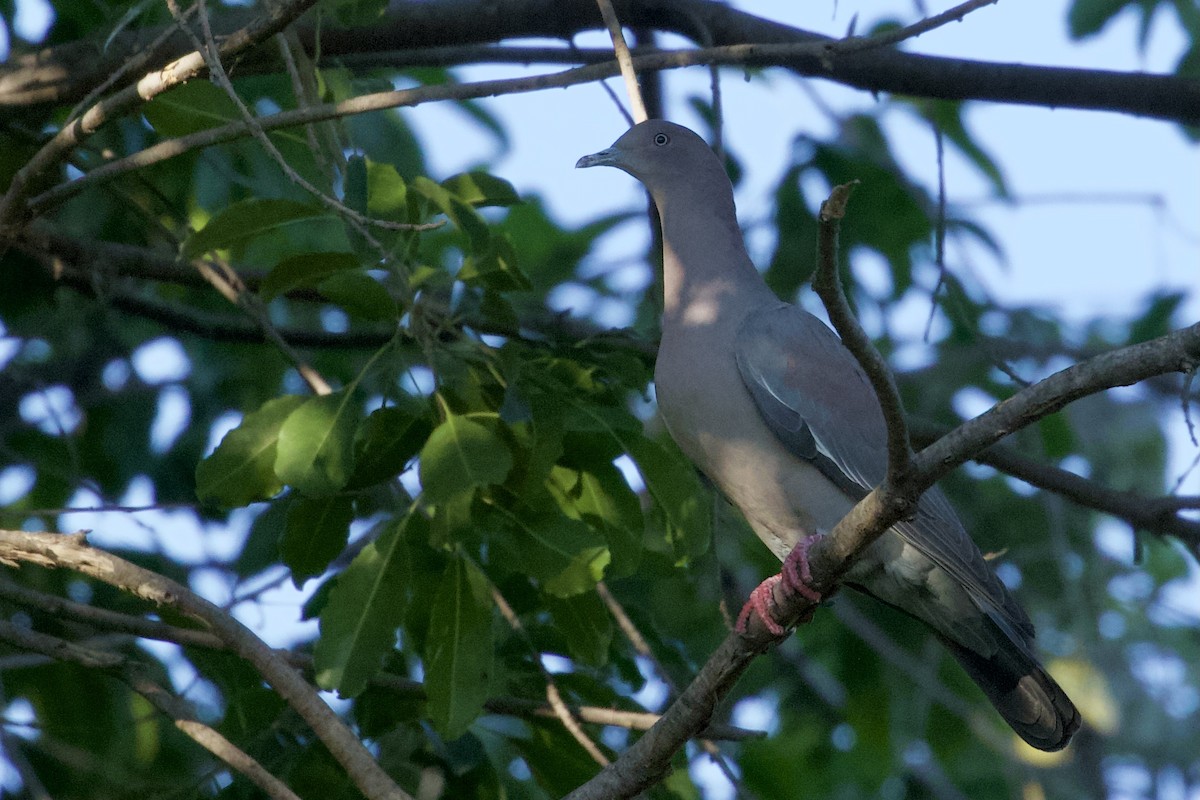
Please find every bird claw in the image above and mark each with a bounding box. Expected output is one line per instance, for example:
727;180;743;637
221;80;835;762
781;534;824;604
735;535;825;637
736;574;787;637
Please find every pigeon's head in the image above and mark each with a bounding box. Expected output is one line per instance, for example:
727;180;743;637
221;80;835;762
576;120;726;195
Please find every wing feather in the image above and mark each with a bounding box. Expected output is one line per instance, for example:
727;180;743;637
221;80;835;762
734;304;1034;644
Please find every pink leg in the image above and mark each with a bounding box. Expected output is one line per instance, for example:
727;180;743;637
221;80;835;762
781;535;824;604
735;535;825;637
736;574;786;636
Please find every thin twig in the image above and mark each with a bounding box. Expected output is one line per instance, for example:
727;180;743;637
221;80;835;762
907;420;1200;549
677;6;724;160
0;620;302;800
65;2;200;125
827;0;1000;58
597;78;635;126
1182;363;1198;446
0;0;321;244
596;581;754;799
0;529;412;800
812;181;914;478
489;586;610;766
198;253;334;395
924;123;947;343
595;582;675;691
594;0;648;123
276;31;338;187
0;576;761;740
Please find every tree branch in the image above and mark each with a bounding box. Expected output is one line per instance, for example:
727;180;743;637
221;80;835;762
490;583;610;766
812;181;914;477
828;0;999;57
0;574;761;742
909;419;1200;549
4;0;1196;125
0;529;413;800
23;30;1200;214
0;0;321;246
0;619;302;800
16;225;659;357
564;315;1200;797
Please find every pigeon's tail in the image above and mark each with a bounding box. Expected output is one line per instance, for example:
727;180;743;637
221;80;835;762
937;632;1081;751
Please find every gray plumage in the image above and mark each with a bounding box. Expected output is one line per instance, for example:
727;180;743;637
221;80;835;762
577;120;1080;751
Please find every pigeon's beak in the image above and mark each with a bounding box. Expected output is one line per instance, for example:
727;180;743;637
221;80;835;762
575;148;619;169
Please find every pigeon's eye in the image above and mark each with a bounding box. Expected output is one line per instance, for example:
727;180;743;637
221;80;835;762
653;132;670;146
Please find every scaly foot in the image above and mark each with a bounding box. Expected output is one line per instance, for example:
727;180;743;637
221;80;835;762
735;535;825;637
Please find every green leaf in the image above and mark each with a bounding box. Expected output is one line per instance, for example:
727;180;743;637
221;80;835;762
418;413;513;504
565;401;710;562
660;769;703;799
366;160;408;216
516;720;608;796
458;233;531;291
321;0;388;27
552;463;643;578
234;497;290;576
441;171;521;208
102;0;158;52
487;489;609;597
498;199;633;293
302;574;338;621
1067;0;1132;38
317;272;398;320
1037;413;1076;460
314;512;421;696
281;494;354;585
143;81;239;137
275;390;361;496
1178;41;1200;80
424;556;492;738
183;199;331;259
625;436;712;562
349;405;432;488
479;290;520;333
1128;291;1185;343
195;395;306;506
411;176;491;251
765;164;817;300
545;591;612;666
259;252;361;300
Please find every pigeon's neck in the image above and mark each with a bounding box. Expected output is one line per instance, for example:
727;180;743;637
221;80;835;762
655;189;775;330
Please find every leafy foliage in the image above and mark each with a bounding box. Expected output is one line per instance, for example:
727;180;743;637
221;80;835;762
0;1;1197;799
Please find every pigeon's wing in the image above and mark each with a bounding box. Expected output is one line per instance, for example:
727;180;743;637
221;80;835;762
733;303;1034;643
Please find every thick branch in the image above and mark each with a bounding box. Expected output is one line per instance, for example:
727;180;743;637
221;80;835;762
0;0;321;244
16;226;657;356
0;530;412;800
909;419;1200;549
3;0;1197;125
0;574;759;742
914;324;1200;486
0;619;302;800
566;319;1200;798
